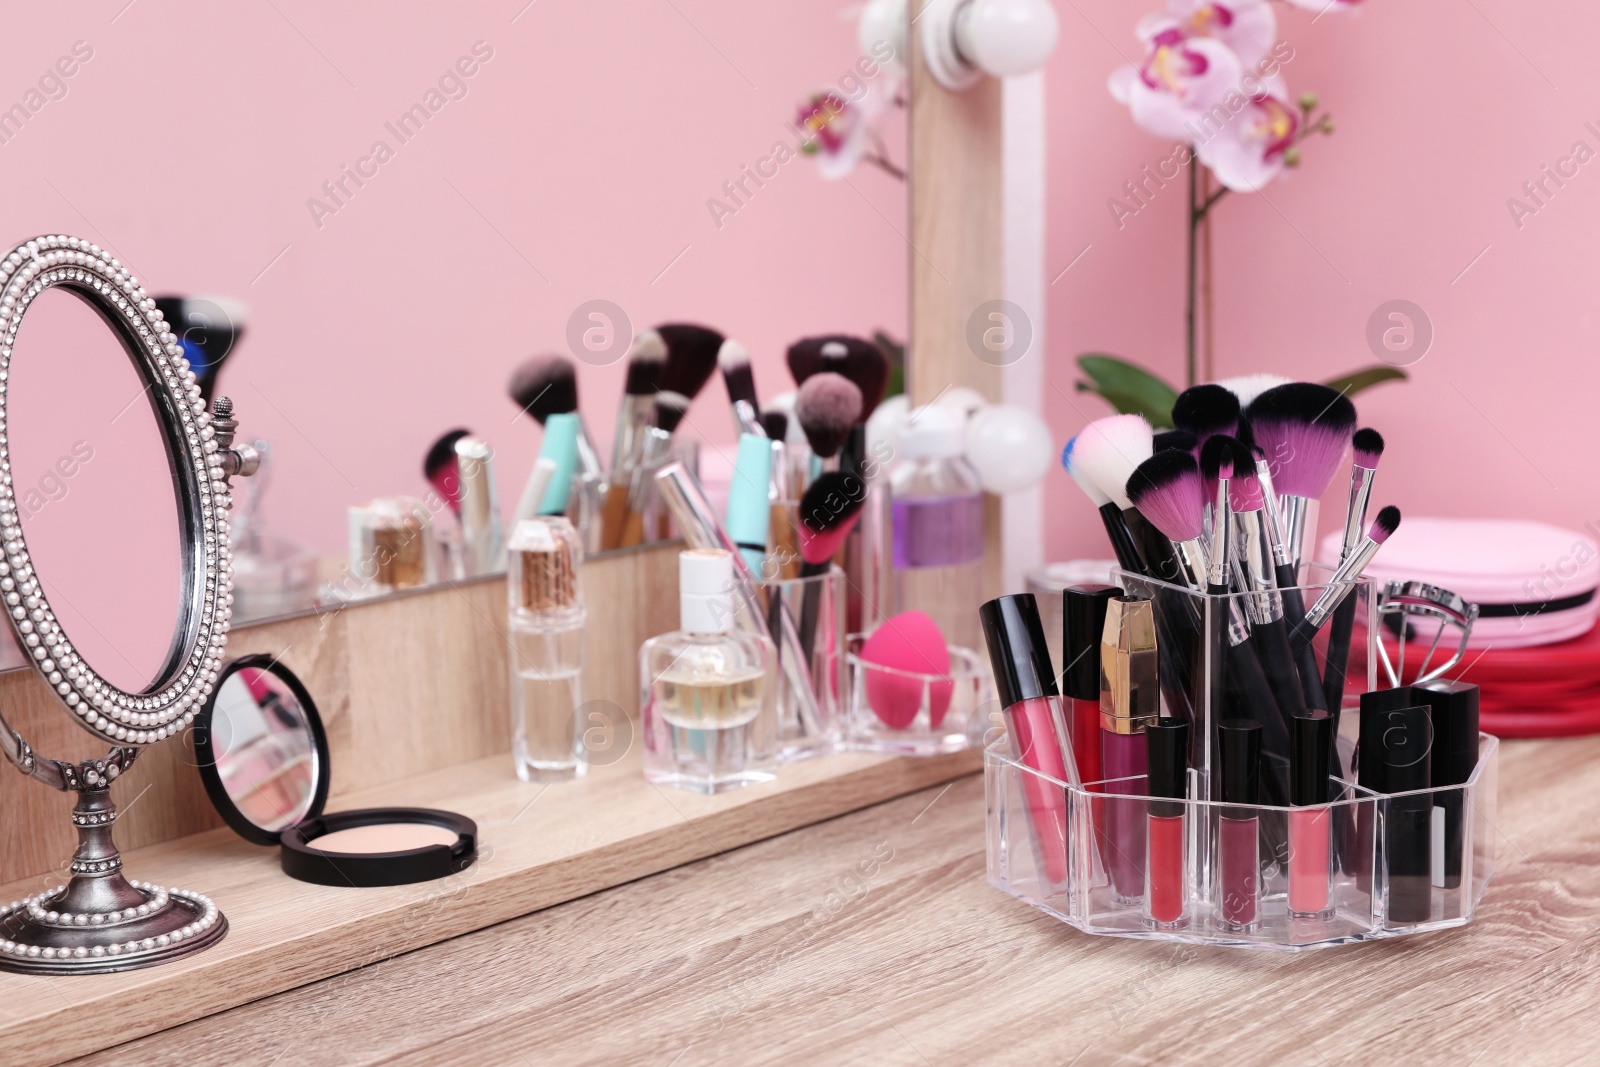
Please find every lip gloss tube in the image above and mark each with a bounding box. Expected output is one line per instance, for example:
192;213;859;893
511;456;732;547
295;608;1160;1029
1100;596;1160;907
1415;680;1479;891
1359;700;1433;926
1216;719;1263;932
981;594;1077;887
1144;718;1190;929
1288;713;1334;918
1063;585;1121;864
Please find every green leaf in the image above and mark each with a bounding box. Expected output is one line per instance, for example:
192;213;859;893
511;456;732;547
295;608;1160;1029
1075;354;1179;427
1322;365;1408;398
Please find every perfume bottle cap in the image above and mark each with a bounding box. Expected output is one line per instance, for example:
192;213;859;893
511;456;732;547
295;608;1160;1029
1415;679;1480;788
896;404;964;459
1290;713;1334;806
679;549;736;634
1099;596;1160;735
1061;584;1121;701
1145;718;1189;817
1217;719;1262;807
979;594;1058;708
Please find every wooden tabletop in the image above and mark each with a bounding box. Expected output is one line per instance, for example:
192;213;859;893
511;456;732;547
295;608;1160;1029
70;734;1600;1066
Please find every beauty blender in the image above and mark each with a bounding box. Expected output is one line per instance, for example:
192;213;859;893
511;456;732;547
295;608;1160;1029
861;612;953;729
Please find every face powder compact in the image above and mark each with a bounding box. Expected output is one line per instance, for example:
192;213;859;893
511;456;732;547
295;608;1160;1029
196;654;477;887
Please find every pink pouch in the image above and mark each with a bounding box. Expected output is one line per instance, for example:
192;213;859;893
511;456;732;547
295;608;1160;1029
1318;516;1598;649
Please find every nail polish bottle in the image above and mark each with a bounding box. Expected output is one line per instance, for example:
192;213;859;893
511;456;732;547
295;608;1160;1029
507;517;586;781
1359;700;1432;925
1288;713;1334;918
1100;596;1160;906
1415;680;1480;891
1216;719;1263;932
641;549;778;794
1144;718;1190;929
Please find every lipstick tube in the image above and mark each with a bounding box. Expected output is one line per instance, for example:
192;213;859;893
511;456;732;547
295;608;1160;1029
1216;719;1263;932
981;594;1077;888
1144;718;1190;929
1288;712;1334;918
1063;584;1120;866
1359;699;1433;925
1100;596;1160;906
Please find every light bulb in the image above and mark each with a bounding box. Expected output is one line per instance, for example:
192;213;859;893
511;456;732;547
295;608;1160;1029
956;0;1059;78
965;404;1053;494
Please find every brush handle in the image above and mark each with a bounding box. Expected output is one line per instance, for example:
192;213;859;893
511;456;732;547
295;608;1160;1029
1223;639;1292;811
599;483;631;551
797;560;827;667
1322;594;1359;716
1249;616;1308;726
1096;504;1146;574
1274;563;1329;712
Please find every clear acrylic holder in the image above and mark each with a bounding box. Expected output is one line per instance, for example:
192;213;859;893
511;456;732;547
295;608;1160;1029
985;734;1498;949
984;569;1500;949
843;636;993;756
759;567;845;761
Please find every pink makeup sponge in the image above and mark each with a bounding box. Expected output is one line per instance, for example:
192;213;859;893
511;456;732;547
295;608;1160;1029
861;612;953;730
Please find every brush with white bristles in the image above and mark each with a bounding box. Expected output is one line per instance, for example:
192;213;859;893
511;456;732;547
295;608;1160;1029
718;339;760;438
1074;414;1184;584
1214;373;1290;409
1061;434;1145;575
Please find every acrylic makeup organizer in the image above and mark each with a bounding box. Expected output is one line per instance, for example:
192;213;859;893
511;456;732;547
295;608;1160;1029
844;636;994;755
985;571;1500;949
760;566;847;760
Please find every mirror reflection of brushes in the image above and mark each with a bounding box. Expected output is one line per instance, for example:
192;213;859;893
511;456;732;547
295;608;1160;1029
796;470;868;659
507;353;604;485
424;428;472;515
153;294;247;404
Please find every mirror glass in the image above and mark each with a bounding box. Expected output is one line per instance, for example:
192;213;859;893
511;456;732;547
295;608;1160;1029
4;288;185;690
209;665;319;834
0;6;910;638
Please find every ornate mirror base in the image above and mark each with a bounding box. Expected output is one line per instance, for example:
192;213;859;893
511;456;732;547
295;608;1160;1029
0;785;227;974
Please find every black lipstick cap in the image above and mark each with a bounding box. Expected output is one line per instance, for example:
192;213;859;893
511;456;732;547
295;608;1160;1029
1146;719;1190;817
1415;680;1480;788
980;594;1058;710
1358;703;1432;794
1290;713;1335;806
1061;584;1122;701
1217;719;1263;808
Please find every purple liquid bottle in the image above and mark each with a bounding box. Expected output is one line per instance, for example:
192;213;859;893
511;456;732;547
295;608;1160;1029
889;406;985;651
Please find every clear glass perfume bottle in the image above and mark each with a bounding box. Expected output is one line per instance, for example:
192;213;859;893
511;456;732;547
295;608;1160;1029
507;517;586;781
641;549;778;794
890;406;986;651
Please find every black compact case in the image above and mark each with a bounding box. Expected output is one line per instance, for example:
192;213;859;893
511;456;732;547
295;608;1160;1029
196;654;477;888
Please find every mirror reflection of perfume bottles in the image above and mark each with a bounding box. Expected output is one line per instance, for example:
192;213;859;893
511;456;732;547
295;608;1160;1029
230;440;319;621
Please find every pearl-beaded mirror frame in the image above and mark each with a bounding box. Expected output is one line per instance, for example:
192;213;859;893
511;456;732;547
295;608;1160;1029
0;234;231;752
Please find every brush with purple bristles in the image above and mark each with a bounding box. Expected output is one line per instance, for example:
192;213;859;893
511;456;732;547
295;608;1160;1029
1322;428;1387;712
1227;449;1311;723
1126;451;1208;589
1244;382;1358;569
1301;506;1402;633
1198;435;1237;596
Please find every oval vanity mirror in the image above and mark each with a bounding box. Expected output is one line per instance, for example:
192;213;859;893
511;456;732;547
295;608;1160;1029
0;234;257;975
7;287;185;691
197;655;477;887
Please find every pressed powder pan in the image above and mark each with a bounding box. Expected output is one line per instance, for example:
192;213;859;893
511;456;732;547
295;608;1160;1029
196;654;477;887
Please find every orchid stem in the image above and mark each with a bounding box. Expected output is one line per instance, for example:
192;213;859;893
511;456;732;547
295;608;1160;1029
1186;161;1198;389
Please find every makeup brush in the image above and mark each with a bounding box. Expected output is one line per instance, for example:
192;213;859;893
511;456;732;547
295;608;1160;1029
1198;436;1236;597
1245;382;1358;568
1300;506;1402;634
1152;429;1197;455
155;294;248;404
836;336;890;421
1229;457;1310;721
1072;415;1176;584
796;469;868;656
601;330;666;550
718;339;760;438
657;323;725;399
1171;383;1240;449
618;391;690;547
795;373;862;463
1323;428;1385;712
1125;451;1208;588
1061;436;1144;575
786;336;829;385
508;354;604;485
1214;373;1290;409
424;429;471;514
760;411;789;444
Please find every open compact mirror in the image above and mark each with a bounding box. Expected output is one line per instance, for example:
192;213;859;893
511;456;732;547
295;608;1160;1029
0;233;259;974
197;655;477;887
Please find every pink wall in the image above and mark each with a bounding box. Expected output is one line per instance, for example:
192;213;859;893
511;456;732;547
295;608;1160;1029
0;1;906;557
1041;0;1600;564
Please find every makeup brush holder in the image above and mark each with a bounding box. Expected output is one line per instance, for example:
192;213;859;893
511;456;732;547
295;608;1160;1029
760;566;846;760
844;636;993;755
985;734;1498;949
984;571;1501;948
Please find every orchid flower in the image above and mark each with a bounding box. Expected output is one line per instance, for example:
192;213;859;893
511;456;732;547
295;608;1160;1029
1281;0;1363;11
1109;28;1244;140
1166;0;1276;67
797;87;902;181
1195;85;1302;190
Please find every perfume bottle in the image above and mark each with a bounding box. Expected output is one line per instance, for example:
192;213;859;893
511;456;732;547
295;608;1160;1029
641;549;778;794
890;406;985;651
507;517;586;781
346;497;438;596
